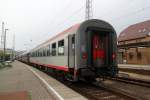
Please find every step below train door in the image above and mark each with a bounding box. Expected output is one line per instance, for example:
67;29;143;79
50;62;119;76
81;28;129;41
68;34;75;68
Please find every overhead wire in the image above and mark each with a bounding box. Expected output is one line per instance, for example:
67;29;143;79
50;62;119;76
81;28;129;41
50;5;84;33
111;5;150;22
95;0;136;19
39;4;85;46
49;1;74;24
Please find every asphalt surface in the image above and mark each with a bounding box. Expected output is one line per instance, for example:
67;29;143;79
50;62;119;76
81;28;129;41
0;61;53;100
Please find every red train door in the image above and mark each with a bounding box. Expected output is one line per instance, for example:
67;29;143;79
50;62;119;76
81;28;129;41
92;34;105;67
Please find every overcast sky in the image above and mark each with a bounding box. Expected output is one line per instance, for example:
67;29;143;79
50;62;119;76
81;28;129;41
0;0;150;50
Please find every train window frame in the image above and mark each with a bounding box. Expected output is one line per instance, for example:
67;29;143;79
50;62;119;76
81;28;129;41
34;51;35;57
72;36;75;49
33;52;34;57
34;51;36;57
36;50;38;57
33;52;35;57
52;42;56;56
46;45;48;56
40;49;43;57
43;47;46;56
38;50;40;57
37;50;39;57
49;44;51;56
42;49;44;57
47;45;50;56
45;47;47;56
58;39;64;56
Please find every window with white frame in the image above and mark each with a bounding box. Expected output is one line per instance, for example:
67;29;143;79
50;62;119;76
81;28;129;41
58;40;64;55
52;43;56;56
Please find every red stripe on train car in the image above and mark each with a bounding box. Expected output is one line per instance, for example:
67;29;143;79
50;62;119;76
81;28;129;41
30;61;69;72
47;64;69;72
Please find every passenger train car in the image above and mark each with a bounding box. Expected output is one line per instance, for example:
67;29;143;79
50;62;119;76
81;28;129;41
18;19;118;81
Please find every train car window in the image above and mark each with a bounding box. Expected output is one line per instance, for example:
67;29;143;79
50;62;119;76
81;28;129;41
52;43;56;56
38;50;40;57
72;36;75;49
42;49;45;56
36;51;37;57
34;51;35;57
49;44;51;56
58;40;64;55
47;45;50;56
32;52;33;57
39;49;41;57
43;48;46;56
46;46;48;56
36;51;38;57
45;48;47;56
39;50;41;57
34;51;36;57
33;52;34;57
33;51;35;57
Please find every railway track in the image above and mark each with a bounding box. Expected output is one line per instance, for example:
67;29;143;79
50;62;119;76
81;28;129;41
65;81;139;100
30;64;145;100
119;68;150;76
106;76;150;88
37;68;139;100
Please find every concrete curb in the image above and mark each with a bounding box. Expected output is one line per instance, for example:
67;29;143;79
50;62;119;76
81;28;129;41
25;65;64;100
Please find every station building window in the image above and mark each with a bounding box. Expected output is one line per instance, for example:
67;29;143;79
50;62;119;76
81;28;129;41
129;52;133;60
58;40;64;55
137;52;142;60
52;43;56;56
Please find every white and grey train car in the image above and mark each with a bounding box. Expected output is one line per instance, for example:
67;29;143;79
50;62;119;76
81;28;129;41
19;19;118;81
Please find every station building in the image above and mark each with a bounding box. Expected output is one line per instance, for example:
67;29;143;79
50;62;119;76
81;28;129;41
117;20;150;65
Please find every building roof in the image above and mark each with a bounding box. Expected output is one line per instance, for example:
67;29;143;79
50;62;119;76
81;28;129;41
118;20;150;42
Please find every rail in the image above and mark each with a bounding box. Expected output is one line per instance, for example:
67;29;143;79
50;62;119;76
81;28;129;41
106;76;150;88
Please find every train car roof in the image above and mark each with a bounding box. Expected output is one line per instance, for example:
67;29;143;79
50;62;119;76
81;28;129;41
29;19;116;52
30;23;80;51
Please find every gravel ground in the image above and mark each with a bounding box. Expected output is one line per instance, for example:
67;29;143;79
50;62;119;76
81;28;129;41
103;79;150;100
119;71;150;81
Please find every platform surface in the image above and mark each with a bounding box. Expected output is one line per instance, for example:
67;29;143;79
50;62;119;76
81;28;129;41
0;61;54;100
0;91;29;100
0;61;87;100
118;64;150;70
